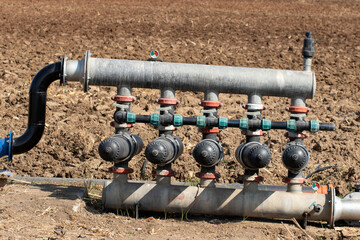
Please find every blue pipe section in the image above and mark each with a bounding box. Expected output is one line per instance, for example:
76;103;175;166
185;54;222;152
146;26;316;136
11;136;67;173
0;131;12;161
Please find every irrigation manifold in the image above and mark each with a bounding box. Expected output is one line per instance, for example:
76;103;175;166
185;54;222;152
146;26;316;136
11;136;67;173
1;32;358;228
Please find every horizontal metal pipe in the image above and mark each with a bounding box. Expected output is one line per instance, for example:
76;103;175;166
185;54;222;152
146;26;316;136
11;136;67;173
65;57;316;98
9;176;314;192
103;178;332;221
334;192;360;222
12;176;111;185
13;176;360;224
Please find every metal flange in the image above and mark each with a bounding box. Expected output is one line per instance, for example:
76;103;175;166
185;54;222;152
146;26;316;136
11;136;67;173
83;50;91;92
60;55;68;86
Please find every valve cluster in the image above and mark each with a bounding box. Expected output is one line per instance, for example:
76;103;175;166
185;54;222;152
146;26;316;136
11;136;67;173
99;88;335;184
97;32;336;188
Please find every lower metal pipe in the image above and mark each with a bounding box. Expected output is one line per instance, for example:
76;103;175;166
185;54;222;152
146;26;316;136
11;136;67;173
103;177;328;221
11;176;360;226
102;177;360;226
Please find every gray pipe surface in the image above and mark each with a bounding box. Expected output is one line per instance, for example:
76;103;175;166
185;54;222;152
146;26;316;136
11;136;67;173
65;58;316;98
103;177;332;222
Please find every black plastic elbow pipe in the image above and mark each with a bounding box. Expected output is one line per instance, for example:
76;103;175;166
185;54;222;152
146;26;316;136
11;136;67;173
12;62;61;155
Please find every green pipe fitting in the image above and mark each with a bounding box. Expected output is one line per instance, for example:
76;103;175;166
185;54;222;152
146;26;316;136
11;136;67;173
218;117;228;129
173;114;183;127
309;120;319;133
262;118;271;131
239;118;248;130
196;115;206;129
286;119;296;132
126;112;136;124
150;113;160;127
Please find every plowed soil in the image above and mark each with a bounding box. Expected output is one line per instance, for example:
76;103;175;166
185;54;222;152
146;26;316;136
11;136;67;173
0;0;359;239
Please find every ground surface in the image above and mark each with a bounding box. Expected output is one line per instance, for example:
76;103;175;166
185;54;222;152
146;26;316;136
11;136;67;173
0;0;359;239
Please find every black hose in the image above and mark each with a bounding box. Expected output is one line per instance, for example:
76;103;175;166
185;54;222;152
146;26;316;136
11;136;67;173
13;62;61;154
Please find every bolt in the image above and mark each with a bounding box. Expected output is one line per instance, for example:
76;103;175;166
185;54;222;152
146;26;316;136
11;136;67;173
201;151;209;158
155;99;159;103
314;204;322;213
151;150;159;156
285;107;290;111
198;102;202;106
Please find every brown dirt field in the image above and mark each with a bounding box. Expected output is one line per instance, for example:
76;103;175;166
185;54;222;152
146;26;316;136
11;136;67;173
0;0;359;238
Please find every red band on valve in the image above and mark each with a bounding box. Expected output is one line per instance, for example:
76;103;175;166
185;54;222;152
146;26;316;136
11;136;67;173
109;167;134;174
196;172;220;179
152;169;176;177
286;106;310;114
200;100;222;108
111;95;135;103
284;132;308;139
157;98;179;105
283;177;306;184
201;127;220;133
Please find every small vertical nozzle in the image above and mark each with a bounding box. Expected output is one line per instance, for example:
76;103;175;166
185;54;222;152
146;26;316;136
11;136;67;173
302;31;315;58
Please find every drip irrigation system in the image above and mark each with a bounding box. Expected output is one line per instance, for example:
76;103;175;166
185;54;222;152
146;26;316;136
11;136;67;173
1;32;359;228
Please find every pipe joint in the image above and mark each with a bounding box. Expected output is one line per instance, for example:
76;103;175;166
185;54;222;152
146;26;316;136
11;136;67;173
0;131;13;161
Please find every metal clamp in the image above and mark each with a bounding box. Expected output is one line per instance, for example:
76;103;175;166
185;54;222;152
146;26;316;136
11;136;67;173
83;50;91;92
329;186;336;228
60;55;68;86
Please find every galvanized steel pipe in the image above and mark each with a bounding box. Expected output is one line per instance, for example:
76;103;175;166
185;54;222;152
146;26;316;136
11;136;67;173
102;177;360;225
64;56;316;98
102;177;331;221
